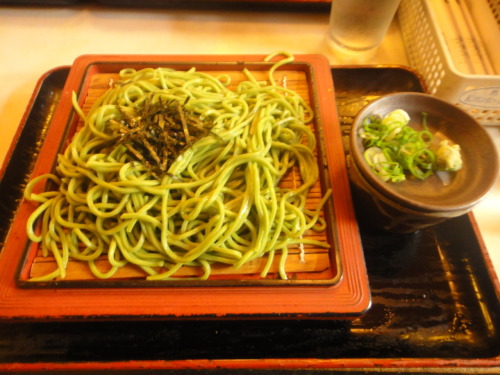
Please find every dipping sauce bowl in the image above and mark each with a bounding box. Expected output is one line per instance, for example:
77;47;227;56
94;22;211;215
348;92;499;233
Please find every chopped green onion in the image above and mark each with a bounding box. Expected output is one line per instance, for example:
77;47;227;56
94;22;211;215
360;109;461;183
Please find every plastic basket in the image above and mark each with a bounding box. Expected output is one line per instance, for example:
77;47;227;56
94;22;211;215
398;0;500;126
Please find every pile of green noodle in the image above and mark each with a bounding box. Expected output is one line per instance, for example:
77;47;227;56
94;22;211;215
24;53;331;281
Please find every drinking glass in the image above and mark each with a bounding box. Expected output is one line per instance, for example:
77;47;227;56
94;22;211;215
327;0;401;60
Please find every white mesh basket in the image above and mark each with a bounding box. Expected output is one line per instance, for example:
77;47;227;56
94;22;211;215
398;0;500;126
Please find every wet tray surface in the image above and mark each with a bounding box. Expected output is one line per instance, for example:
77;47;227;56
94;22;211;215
0;65;499;372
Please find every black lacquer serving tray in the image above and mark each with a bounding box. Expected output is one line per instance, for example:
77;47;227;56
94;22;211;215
0;65;499;373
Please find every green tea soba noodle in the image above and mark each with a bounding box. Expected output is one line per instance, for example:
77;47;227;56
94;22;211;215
24;53;332;281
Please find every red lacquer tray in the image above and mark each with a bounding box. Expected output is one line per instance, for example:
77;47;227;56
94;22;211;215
0;54;370;320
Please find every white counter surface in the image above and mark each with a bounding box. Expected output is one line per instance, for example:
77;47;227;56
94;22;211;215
1;4;499;281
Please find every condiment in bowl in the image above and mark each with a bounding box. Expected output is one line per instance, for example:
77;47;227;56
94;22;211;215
348;92;499;233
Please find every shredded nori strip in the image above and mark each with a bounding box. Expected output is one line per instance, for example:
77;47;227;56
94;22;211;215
110;96;212;178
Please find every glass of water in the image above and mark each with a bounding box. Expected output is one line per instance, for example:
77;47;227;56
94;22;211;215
327;0;401;60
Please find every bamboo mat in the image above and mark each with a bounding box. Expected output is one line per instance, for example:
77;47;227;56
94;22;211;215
28;67;335;282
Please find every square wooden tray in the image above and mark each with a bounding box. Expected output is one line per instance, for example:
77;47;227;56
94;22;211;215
0;54;370;320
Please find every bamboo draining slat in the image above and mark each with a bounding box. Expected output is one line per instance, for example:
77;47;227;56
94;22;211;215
28;67;335;281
